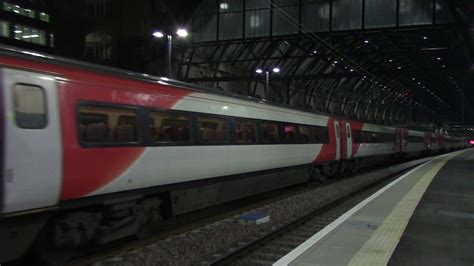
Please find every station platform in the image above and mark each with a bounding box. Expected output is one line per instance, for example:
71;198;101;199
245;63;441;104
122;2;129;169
275;148;474;266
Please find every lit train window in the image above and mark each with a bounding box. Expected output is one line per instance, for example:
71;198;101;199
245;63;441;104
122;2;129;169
150;111;191;143
234;119;257;144
197;115;228;144
260;121;280;144
78;105;137;144
282;124;297;144
13;84;47;129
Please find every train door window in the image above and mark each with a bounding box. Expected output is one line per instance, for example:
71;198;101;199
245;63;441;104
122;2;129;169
78;104;138;144
197;115;228;144
260;121;280;144
335;124;340;138
282;124;297;144
234;119;257;144
13;84;47;129
346;125;351;138
150;111;191;143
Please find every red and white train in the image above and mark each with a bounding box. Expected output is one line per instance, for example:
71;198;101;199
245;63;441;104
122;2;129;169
0;46;468;262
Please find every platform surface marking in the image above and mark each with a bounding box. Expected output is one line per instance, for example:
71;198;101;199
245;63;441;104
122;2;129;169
348;150;464;266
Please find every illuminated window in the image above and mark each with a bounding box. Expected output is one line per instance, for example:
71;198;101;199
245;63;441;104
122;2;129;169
13;24;46;45
0;20;9;38
49;33;54;47
39;12;50;22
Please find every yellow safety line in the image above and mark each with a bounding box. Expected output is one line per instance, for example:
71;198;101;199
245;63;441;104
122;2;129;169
348;150;464;266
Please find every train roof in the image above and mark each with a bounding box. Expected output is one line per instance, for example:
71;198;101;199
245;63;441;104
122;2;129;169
0;45;428;133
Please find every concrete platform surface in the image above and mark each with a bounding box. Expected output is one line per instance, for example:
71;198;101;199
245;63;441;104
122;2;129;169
274;149;473;266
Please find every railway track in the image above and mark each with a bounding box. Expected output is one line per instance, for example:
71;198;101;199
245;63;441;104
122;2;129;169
60;159;429;265
208;166;417;266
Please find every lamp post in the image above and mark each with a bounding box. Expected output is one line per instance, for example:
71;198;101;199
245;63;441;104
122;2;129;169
152;28;189;77
256;67;280;100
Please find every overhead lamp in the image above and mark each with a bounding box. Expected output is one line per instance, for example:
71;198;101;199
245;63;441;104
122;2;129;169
397;66;402;69
176;29;189;37
423;36;428;40
364;40;369;44
272;67;280;73
436;57;441;60
388;59;393;62
255;68;263;74
152;31;164;38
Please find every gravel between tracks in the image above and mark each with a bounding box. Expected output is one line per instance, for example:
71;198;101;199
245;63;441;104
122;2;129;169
92;160;425;266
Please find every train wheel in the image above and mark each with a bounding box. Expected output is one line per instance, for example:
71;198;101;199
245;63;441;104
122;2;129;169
32;225;79;266
309;166;325;184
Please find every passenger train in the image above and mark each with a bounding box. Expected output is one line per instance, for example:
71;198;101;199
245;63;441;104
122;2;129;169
0;46;468;263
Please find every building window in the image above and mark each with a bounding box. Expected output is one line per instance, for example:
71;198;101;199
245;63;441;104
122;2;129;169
13;24;47;45
49;33;54;47
85;32;112;61
14;84;47;129
0;20;9;38
4;2;35;19
39;12;50;22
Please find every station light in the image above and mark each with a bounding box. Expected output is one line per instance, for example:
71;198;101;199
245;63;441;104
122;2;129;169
364;40;369;44
255;68;263;74
220;3;229;10
423;36;428;40
272;67;280;73
388;59;393;62
153;31;164;38
176;29;189;37
437;57;441;60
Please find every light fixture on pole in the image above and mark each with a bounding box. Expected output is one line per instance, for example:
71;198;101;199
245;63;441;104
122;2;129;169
255;67;280;100
152;28;189;77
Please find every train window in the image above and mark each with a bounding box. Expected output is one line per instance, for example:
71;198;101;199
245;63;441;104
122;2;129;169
13;84;47;129
282;124;297;144
78;105;137;143
198;116;228;144
346;125;351;138
297;125;311;144
150;111;191;143
298;125;329;144
260;121;280;144
335;124;340;138
234;119;257;144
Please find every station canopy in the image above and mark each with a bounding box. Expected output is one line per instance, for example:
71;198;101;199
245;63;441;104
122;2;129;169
179;0;474;128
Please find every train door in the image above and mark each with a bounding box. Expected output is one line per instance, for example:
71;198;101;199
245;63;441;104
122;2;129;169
345;123;352;159
334;121;341;160
2;68;62;213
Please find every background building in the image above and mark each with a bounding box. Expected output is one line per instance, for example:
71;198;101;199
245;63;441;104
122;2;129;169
0;0;54;53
